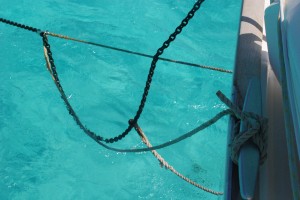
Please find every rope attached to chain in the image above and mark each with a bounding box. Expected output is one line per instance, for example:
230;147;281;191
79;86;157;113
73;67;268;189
1;1;268;195
2;0;206;144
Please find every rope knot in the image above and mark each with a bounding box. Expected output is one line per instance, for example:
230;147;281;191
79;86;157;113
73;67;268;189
216;90;268;165
230;111;268;164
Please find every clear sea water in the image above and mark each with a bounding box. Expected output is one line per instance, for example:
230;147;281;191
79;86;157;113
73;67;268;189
0;0;242;199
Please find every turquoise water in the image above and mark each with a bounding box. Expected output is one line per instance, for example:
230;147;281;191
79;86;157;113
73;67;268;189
0;0;241;199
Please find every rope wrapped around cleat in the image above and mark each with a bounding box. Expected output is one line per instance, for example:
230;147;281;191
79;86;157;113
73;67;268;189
216;91;268;164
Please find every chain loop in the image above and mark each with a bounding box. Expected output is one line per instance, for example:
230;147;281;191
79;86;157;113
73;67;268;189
2;0;205;144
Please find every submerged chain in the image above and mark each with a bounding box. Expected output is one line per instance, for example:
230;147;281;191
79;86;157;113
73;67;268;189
1;0;205;144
